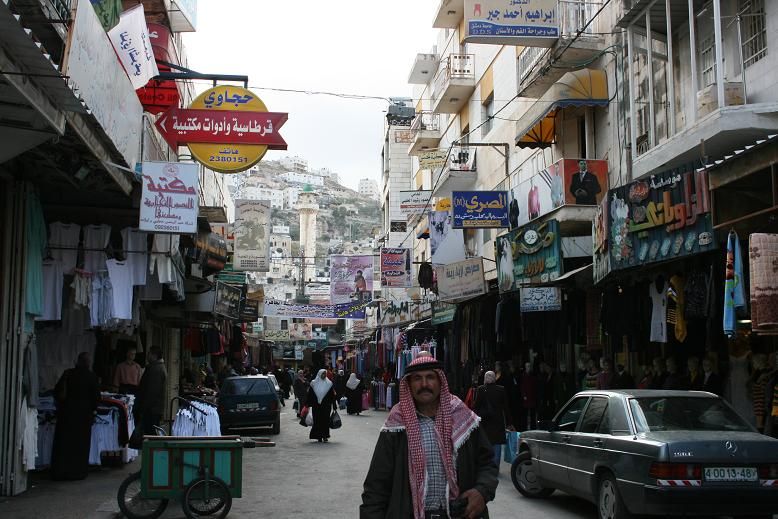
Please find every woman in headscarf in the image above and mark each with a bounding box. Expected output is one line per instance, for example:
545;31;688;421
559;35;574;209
345;372;363;415
306;369;338;442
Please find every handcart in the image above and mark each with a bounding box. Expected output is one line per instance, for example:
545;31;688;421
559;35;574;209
117;434;273;519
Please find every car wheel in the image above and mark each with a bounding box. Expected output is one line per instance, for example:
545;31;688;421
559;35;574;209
511;451;554;498
271;417;280;435
598;473;631;519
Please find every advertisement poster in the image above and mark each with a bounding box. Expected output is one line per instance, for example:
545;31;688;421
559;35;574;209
330;255;373;319
214;282;241;320
449;146;476;173
602;166;715;274
234;199;271;272
435;258;486;302
509;158;608;227
520;287;562;312
452;191;510;229
263;299;369;321
495;219;564;292
139;161;200;233
289;322;313;341
380;248;412;288
464;0;560;46
429;210;451;258
399;190;432;217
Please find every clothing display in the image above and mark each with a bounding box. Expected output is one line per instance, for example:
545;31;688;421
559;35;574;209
723;230;746;337
667;275;687;342
83;224;112;274
139;268;163;301
25;191;47;319
36;260;63;321
20;397;38;471
749;233;778;333
48;222;81;274
90;272;113;327
725;354;756;426
120;227;148;286
150;233;179;284
105;259;133;320
649;279;668;343
171;401;221;436
71;270;92;308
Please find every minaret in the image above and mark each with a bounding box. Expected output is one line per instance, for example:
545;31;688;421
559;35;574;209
297;184;319;283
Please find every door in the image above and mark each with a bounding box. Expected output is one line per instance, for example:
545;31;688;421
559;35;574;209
538;396;589;491
567;396;609;496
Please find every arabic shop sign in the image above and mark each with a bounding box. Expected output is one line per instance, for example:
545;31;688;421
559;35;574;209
420;149;448;170
264;329;290;342
155;85;288;174
380;248;412;288
464;0;559;47
452;191;509;229
436;258;487;302
520;287;562;312
399;190;432;217
431;301;456;325
602;166;715;273
496;219;563;292
263;298;371;321
139;161;199;233
214;281;241;320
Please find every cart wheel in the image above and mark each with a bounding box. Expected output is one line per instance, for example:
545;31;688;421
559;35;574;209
182;476;232;519
117;472;168;519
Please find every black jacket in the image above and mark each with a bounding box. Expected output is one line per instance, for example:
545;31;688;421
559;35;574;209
474;384;512;445
361;426;498;518
136;359;167;415
569;171;601;204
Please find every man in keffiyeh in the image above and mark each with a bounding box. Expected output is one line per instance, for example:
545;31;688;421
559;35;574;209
360;353;498;519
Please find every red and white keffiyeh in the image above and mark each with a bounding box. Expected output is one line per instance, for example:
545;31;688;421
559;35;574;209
382;355;480;519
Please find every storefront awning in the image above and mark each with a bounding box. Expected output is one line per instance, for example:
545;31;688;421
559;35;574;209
521;263;593;287
516;69;609;149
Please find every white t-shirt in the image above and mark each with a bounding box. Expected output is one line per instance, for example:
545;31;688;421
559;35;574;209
48;222;81;274
649;281;668;343
36;260;63;321
121;227;148;286
106;259;133;320
149;234;179;284
83;224;112;274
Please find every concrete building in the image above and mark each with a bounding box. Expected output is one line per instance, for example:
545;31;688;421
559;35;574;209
281;155;309;172
298;185;320;283
380;99;415;250
280;171;325;187
284;186;301;208
241;186;284;209
358;177;379;200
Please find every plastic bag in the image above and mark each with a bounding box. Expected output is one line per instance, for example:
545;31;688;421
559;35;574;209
339;397;347;410
305;407;314;427
503;430;520;463
330;410;342;429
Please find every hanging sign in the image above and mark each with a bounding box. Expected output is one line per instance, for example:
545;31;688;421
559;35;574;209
239;298;259;322
496;219;563;292
431;301;456;325
107;4;159;90
263;299;370;321
520;287;562;312
136;23;180;115
330;255;374;319
234;199;271;272
420;149;448;170
452;191;509;229
264;329;290;342
464;0;560;47
380;248;412;288
214;281;241;320
435;258;486;302
399;190;432;217
155;85;288;173
139;161;199;233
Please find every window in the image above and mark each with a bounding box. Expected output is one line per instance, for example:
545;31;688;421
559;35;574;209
556;397;589;432
580;397;608;433
481;94;494;138
220;378;273;396
629;397;752;433
281;320;288;330
740;0;767;68
602;399;632;435
699;34;716;87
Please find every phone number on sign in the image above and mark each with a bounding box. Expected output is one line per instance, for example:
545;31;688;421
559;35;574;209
153;224;182;232
209;155;248;163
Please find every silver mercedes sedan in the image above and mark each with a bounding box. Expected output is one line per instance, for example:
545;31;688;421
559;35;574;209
511;390;778;519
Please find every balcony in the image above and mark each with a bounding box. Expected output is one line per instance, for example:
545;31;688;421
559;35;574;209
408;53;440;84
517;1;606;98
432;54;475;114
432;0;464;28
431;146;477;198
408;112;442;155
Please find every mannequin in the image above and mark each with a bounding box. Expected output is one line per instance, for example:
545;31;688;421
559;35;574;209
649;276;669;343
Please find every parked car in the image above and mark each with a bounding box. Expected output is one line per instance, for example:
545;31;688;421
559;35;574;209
218;376;281;434
512;390;778;519
266;373;286;405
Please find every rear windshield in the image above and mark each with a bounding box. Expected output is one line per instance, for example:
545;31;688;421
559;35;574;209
630;397;752;433
221;378;273;396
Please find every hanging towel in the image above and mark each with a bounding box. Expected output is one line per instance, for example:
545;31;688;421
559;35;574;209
749;233;778;333
723;230;746;337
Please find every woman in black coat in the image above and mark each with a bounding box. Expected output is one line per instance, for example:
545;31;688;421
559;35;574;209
474;370;513;471
344;373;363;415
306;369;338;442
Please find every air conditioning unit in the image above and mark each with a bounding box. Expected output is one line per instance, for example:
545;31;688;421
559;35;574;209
697;82;745;117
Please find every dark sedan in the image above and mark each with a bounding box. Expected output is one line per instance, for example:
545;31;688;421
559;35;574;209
218;375;281;435
511;390;778;519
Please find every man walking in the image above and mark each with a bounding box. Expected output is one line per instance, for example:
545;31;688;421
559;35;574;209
361;354;498;518
474;371;513;473
135;346;167;435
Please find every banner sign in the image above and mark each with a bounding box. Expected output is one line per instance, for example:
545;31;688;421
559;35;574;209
598;166;715;275
496;219;563;292
263;299;370;321
289;323;313;341
431;301;456;325
380;248;412;288
449;146;476;173
435;258;486;302
509;158;608;228
464;0;560;46
420;149;448;170
520;287;562;312
107;4;159;90
214;281;241;320
264;329;290;342
330;255;373;319
380;300;420;326
239;298;259;322
452;191;509;229
234;199;271;272
399;190;432;217
139;161;199;233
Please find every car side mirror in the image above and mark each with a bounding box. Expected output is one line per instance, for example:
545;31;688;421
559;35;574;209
537;420;556;431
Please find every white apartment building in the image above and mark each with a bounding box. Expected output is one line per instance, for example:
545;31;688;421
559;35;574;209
280;171;325;187
280;155;309;172
241;186;284;209
380;100;415;250
284;186;301;208
358;177;379;199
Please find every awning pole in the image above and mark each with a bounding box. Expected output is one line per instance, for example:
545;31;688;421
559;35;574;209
666;0;677;136
627;26;639;170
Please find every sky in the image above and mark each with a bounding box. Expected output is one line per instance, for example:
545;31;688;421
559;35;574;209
183;1;438;190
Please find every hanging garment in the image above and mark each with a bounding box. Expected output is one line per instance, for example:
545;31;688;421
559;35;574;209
49;222;81;275
723;230;746;337
106;259;133;320
749;233;778;333
25;191;47;319
83;224;112;274
684;268;710;319
649;280;668;343
36;260;63;321
71;270;92;308
149;234;179;284
120;227;148;286
725;354;756;426
668;275;687;342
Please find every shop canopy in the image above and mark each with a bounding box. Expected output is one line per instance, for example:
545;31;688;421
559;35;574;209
516;69;609;149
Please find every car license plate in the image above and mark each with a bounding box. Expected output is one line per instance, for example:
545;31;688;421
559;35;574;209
237;403;259;410
703;467;757;482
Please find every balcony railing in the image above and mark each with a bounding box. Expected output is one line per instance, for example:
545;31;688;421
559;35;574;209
518;46;550;86
410;112;441;134
433;53;475;102
559;0;603;38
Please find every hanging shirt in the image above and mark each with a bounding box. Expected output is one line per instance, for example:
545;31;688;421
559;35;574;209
83;224;112;274
723;231;746;337
36;260;63;321
649;281;668;343
25;192;47;318
121;227;148;286
106;259;133;320
49;222;81;274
